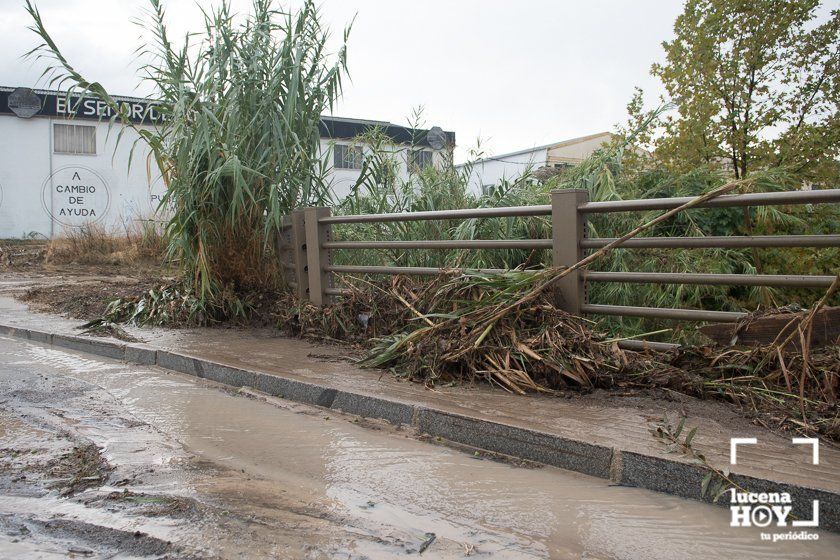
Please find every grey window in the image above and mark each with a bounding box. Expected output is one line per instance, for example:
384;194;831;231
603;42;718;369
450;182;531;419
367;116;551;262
53;124;96;155
408;149;433;171
333;144;363;169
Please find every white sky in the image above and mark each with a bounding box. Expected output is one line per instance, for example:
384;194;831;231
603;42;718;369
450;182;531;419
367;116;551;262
1;0;686;161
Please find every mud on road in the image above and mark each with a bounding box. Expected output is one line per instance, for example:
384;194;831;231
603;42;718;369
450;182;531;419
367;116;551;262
2;334;840;559
0;335;438;559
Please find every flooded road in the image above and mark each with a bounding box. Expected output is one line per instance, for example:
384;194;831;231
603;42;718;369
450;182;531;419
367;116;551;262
1;334;838;559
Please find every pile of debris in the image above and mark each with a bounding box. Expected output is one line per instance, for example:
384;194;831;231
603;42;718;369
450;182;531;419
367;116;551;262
278;271;838;441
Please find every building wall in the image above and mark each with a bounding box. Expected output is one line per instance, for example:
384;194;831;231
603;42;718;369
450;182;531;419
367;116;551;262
0;116;445;238
0;116;51;238
546;133;611;164
0;114;162;239
463;147;548;194
458;133;613;195
322;139;444;201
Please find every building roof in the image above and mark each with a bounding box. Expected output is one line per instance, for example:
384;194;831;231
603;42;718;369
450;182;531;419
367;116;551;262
0;86;455;148
456;131;612;167
319;115;455;147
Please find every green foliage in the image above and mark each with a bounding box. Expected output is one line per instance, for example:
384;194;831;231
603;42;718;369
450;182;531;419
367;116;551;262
26;0;351;314
332;114;552;271
648;0;839;183
89;284;215;327
332;113;837;343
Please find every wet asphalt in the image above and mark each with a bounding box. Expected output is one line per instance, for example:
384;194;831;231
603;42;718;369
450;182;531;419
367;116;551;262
1;334;838;559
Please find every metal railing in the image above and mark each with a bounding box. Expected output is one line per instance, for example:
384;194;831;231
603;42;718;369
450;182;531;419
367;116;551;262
279;188;840;329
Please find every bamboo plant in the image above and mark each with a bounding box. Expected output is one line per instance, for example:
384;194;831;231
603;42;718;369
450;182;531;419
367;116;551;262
25;0;351;319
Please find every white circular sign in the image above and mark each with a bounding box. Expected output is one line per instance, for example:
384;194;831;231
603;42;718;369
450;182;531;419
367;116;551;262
41;166;111;227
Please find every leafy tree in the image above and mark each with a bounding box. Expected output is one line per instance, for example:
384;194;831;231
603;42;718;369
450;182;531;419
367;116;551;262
651;0;839;183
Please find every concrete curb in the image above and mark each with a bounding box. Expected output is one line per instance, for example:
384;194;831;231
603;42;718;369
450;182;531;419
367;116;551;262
2;323;837;532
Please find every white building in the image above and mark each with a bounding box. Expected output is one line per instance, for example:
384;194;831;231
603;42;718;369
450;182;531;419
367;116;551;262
0;86;454;239
459;132;613;193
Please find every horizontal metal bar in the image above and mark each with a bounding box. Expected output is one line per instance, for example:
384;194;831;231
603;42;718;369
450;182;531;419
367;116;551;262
325;287;349;296
580;234;840;249
323;239;552;250
320;205;552;225
326;265;512;276
316;189;839;225
617;339;681;352
578;189;840;214
581;304;746;322
584;271;837;288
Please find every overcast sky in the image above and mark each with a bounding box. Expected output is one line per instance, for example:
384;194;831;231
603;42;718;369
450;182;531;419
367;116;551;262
1;0;686;161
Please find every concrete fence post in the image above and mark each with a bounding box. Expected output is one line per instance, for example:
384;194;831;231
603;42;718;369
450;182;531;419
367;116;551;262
303;207;332;306
290;210;309;301
551;189;589;315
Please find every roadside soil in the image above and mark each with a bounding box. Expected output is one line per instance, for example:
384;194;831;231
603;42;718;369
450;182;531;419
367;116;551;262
18;272;170;321
1;241;171;321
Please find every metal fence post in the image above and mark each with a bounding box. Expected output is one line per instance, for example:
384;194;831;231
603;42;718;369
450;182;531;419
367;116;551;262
290;210;309;301
303;207;332;306
551;188;588;315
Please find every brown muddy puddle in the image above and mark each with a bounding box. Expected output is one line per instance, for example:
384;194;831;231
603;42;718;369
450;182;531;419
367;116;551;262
2;335;839;559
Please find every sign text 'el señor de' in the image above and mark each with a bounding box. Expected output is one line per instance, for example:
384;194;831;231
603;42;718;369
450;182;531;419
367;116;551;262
1;87;162;125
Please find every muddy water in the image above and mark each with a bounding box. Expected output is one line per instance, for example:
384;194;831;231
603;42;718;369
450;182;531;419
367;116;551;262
2;336;839;559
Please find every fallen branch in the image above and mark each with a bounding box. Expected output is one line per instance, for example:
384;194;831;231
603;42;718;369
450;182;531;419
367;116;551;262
469;178;753;344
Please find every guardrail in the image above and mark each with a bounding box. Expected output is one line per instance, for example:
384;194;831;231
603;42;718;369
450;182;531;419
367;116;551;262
279;188;840;330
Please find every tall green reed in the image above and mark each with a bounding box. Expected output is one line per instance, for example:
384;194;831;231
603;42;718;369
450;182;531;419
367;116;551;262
26;0;351;317
330;110;835;343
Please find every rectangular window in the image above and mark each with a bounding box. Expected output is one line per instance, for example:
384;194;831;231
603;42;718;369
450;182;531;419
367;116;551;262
333;144;363;169
408;149;433;171
54;124;96;155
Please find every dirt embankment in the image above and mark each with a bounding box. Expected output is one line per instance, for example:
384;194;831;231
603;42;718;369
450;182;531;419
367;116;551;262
18;275;170;321
2;224;169;319
2;236;172;320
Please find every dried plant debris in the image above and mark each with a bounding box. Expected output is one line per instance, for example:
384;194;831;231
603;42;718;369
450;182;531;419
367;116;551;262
70;268;839;441
277;273;839;442
79;321;143;343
